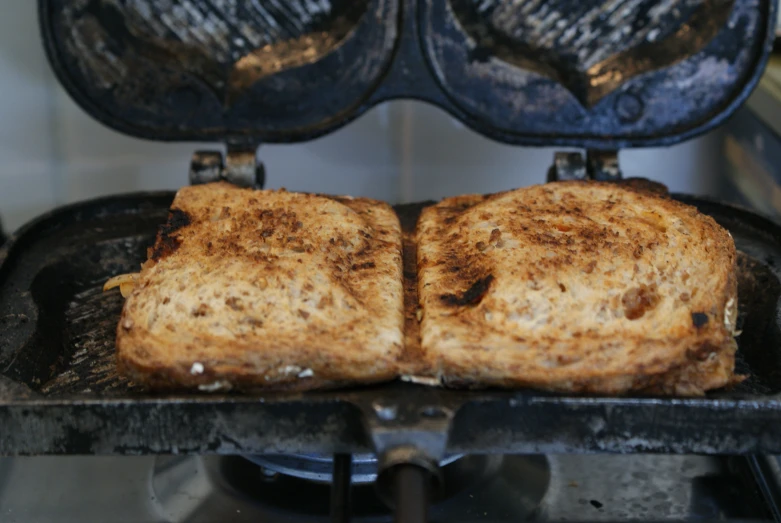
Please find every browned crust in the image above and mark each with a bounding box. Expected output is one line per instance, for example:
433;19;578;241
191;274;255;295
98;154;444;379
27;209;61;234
116;338;394;393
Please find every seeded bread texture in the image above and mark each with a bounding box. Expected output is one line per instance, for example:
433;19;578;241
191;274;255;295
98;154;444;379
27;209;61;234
116;182;404;391
416;181;739;396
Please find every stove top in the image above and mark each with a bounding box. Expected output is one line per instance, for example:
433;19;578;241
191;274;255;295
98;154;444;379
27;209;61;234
0;454;774;522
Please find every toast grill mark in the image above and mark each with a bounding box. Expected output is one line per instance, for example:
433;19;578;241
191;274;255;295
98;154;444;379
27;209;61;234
440;274;494;307
150;209;191;261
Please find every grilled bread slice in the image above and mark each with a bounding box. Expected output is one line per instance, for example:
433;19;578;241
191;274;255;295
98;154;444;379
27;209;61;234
112;182;404;391
416;181;739;396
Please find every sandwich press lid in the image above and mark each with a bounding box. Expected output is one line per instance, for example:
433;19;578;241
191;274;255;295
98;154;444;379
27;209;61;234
39;0;777;149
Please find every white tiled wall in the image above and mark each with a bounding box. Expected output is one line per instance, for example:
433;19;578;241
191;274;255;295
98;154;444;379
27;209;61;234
0;0;720;233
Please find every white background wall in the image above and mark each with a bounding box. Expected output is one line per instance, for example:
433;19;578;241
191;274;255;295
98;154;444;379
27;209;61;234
0;0;722;232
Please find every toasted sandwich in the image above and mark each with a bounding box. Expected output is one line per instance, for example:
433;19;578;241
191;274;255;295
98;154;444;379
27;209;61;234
415;181;739;395
106;182;404;391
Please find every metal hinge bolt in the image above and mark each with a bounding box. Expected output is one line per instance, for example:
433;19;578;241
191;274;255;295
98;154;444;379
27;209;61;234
547;150;622;182
189;145;265;189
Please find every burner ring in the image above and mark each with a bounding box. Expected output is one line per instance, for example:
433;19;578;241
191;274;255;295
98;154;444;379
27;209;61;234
152;454;550;521
242;453;463;484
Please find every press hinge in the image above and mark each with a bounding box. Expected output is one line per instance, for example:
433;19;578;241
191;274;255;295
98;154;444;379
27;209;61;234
189;145;265;189
547;150;622;182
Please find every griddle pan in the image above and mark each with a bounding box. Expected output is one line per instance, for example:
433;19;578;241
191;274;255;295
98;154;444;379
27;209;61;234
1;192;781;457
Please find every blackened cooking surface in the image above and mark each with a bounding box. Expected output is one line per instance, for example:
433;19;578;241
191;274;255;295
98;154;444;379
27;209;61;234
7;196;781;397
3;193;781;455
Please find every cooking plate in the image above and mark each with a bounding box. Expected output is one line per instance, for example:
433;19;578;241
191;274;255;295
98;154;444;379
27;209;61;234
1;192;781;455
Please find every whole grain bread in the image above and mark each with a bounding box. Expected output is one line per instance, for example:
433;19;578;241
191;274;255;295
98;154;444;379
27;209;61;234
114;182;404;391
415;181;739;395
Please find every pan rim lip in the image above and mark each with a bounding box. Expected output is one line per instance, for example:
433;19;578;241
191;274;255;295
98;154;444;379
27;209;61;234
2;385;781;406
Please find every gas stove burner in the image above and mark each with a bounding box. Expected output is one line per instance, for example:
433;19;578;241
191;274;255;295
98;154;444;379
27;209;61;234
242;452;464;484
151;454;550;522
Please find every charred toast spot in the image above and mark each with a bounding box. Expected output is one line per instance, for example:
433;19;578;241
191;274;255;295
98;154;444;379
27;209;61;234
150;209;191;261
440;275;494;307
166;208;191;231
351;262;376;271
622;284;659;320
691;312;709;328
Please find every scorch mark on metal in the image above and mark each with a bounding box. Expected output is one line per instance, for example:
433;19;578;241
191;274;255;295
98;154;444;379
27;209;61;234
446;0;735;106
62;0;370;107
